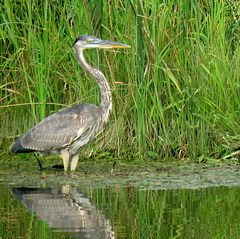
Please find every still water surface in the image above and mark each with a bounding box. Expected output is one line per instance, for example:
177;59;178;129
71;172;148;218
0;183;240;238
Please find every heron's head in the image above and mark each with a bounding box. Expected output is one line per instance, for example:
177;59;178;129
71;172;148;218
73;35;131;50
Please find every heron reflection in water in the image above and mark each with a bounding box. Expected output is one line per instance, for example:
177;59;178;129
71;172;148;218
12;185;115;238
10;35;131;172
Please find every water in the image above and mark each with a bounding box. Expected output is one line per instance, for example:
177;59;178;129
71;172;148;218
1;183;240;238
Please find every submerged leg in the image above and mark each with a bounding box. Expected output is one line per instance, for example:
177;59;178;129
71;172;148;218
70;153;80;171
61;149;70;172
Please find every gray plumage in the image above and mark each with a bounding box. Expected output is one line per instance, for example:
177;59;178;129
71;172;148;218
10;35;131;172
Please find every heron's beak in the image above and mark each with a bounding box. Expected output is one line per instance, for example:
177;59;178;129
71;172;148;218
95;39;131;49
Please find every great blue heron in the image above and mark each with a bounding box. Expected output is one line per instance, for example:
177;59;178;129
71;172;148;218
10;35;131;172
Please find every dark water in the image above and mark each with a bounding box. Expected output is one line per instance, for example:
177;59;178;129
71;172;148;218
0;184;240;239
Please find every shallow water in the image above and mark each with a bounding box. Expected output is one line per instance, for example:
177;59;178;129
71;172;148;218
1;183;240;238
1;158;240;238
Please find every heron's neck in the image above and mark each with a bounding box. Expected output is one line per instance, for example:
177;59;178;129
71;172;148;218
74;48;112;123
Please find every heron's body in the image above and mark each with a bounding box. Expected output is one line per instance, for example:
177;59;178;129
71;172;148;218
10;35;130;172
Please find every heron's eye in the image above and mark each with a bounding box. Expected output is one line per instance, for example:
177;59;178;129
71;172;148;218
87;40;92;43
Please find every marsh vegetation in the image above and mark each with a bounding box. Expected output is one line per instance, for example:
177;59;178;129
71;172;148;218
1;0;240;163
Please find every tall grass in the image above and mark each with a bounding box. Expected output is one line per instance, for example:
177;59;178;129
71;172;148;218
1;0;239;161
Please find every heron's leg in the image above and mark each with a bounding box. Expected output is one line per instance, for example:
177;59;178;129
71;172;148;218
61;149;70;172
70;153;80;171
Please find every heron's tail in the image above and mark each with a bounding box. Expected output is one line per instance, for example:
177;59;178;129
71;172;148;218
10;137;36;153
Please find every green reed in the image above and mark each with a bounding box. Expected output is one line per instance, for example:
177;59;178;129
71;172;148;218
1;0;239;161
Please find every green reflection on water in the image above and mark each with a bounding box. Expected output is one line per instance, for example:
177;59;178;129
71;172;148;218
0;184;239;239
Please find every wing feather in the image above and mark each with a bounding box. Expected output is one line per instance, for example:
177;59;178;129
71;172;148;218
14;103;99;152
